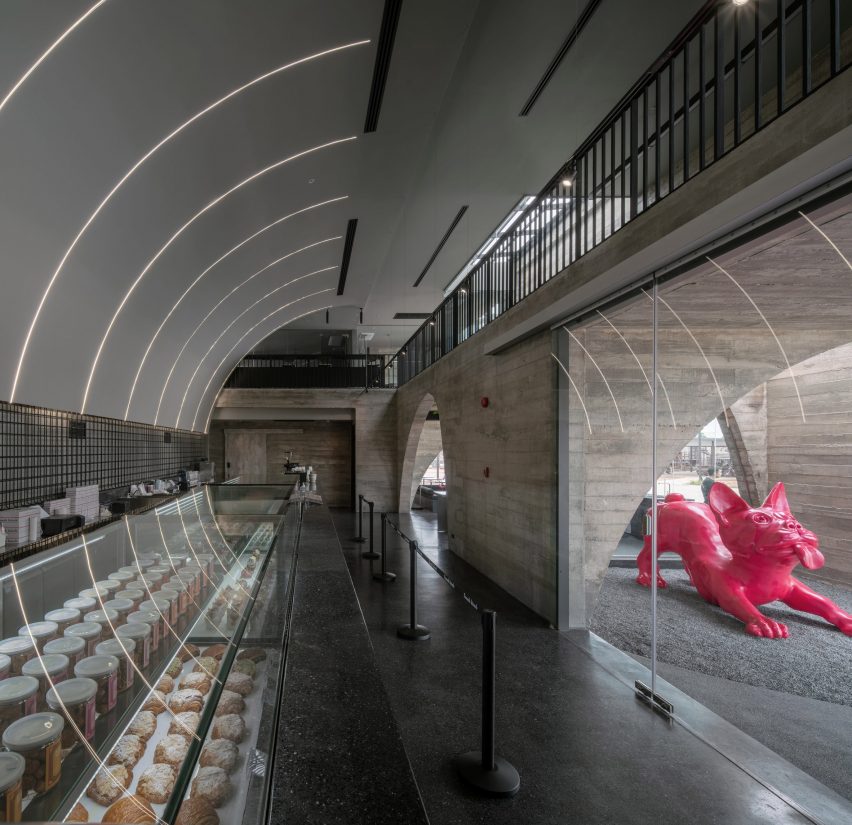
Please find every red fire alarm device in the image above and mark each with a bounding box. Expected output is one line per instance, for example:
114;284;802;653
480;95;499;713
480;396;489;408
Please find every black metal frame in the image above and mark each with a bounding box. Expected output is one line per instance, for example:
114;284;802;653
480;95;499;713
387;0;850;386
0;400;206;512
224;352;394;389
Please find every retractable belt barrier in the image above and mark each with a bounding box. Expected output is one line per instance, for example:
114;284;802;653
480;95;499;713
380;515;520;797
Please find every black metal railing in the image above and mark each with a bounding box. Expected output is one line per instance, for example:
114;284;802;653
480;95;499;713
386;0;851;386
224;353;395;389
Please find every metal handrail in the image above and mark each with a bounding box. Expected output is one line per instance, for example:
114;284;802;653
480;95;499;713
388;0;850;385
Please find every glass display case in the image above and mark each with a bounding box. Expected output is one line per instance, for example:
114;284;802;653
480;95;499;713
0;484;298;824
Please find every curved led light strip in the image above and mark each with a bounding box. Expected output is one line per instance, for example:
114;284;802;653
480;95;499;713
176;277;335;428
126;199;348;420
0;0;110;116
204;486;239;556
563;327;624;432
596;310;677;428
81;136;356;412
800;210;852;271
200;304;333;433
192;489;241;569
132;223;344;424
706;256;806;423
10;40;369;402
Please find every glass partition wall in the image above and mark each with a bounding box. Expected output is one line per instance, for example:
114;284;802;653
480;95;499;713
557;200;852;812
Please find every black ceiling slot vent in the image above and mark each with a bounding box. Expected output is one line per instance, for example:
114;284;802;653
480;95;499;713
393;312;432;320
412;205;468;288
337;219;358;296
364;0;403;133
519;0;603;116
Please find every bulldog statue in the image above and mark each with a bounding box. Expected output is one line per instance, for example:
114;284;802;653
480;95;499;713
636;482;852;638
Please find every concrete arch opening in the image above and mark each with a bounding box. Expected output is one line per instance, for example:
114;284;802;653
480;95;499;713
398;392;443;514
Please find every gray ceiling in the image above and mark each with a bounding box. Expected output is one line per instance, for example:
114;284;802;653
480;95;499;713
0;0;704;430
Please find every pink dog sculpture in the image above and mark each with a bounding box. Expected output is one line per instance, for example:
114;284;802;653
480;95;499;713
636;482;852;638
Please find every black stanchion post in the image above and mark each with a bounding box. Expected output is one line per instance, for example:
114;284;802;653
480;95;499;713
396;539;430;640
455;610;520;797
362;500;379;559
373;513;396;582
352;494;365;542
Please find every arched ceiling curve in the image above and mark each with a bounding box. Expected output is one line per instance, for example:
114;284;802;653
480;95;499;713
0;0;706;431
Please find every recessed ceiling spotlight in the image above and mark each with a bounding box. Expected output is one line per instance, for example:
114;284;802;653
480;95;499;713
561;161;578;188
732;0;749;5
309;178;316;184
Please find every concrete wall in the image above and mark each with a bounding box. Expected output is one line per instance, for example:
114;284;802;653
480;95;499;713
408;419;443;509
213;388;398;511
396;330;557;622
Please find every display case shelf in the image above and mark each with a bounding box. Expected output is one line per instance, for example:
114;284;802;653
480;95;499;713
0;484;298;824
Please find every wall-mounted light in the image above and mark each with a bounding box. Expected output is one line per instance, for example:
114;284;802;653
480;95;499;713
429;320;436;327
459;287;467;295
732;0;749;5
359;307;363;324
561;161;578;188
326;309;330;324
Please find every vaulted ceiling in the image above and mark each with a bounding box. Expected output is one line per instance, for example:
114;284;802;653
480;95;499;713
0;0;703;430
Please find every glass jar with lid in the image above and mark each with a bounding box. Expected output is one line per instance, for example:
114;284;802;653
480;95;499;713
43;608;81;636
0;751;24;822
46;677;97;748
78;585;109;602
64;622;102;657
74;655;118;714
116;623;150;669
107;570;135;587
179;565;201;598
63;595;96;615
21;654;69;710
139;570;163;590
116;588;144;611
148;565;171;580
94;579;121;596
0;655;9;682
139;599;170;641
166;577;191;615
137;554;160;569
2;712;64;794
43;636;86;671
102;598;133;627
95;639;135;693
195;553;215;580
157;588;180;624
126;611;160;652
0;677;38;740
0;639;36;676
17;622;58;653
117;564;140;577
83;609;119;638
167;554;188;570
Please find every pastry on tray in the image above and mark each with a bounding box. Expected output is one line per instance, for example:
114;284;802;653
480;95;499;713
237;647;266;663
136;763;177;804
192;657;218;678
224;672;252;696
169;710;200;739
175;796;219;825
165;659;184;679
190;766;232;808
232;659;256;678
103;794;157;824
154;733;189;768
66;802;90;822
127;710;157;741
169;688;204;713
200;738;238;773
202;644;228;660
181;671;211;695
211;713;245;743
156;674;175;693
178;643;200;662
107;734;146;768
142;689;168;715
86;764;132;806
213;689;244;716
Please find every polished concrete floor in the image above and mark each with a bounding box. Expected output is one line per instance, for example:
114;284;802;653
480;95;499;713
328;507;851;825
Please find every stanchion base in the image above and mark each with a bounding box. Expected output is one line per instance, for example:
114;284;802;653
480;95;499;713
397;623;430;641
361;551;380;560
351;537;366;543
373;571;397;582
455;752;520;797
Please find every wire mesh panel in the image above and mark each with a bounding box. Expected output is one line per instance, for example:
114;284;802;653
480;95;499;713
0;401;207;511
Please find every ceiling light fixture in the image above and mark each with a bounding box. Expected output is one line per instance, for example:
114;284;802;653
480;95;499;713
82;136;356;413
732;0;749;5
10;41;369;404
